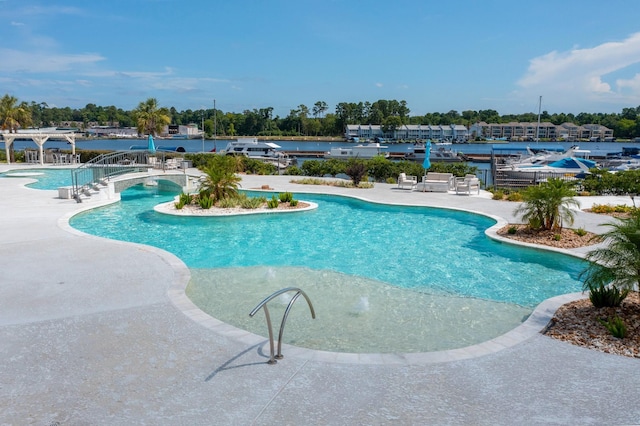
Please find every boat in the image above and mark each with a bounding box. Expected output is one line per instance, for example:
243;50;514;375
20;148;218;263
324;142;389;159
404;144;460;162
498;154;598;180
501;145;585;168
219;138;291;168
610;159;640;172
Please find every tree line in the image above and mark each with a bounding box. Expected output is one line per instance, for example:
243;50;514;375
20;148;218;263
4;93;640;139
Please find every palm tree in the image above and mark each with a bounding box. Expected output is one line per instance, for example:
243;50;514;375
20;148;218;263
199;156;241;202
0;94;32;162
132;98;171;136
580;211;640;293
514;178;579;231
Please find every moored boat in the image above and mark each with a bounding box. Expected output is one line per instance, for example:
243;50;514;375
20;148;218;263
498;155;598;180
324;142;389;159
404;144;460;162
219;138;291;168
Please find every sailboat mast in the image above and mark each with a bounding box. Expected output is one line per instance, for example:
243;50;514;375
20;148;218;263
536;95;542;143
213;99;217;151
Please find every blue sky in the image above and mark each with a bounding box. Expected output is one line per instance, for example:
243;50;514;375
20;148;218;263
2;0;640;117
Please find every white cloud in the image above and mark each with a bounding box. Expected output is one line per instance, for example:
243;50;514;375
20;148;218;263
0;48;105;73
10;21;24;26
375;82;383;87
516;32;640;109
617;73;640;92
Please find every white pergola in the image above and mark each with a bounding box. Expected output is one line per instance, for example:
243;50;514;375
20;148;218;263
2;133;76;165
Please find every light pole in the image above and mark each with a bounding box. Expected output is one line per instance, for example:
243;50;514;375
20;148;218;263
201;110;205;153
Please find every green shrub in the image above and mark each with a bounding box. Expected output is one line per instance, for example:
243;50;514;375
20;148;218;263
240;197;264;209
492;190;505;200
553;234;562;241
356;182;374;188
506;192;523;202
588;284;629;308
198;194;214;209
599;316;627;338
267;195;279;209
345;159;368;186
573;227;587;236
507;226;518;235
284;166;303;175
279;192;294;203
290;177;326;185
289;199;298;207
589;204;634;214
217;197;239;208
528;216;542;230
300;159;329;177
175;192;191;209
386;177;396;184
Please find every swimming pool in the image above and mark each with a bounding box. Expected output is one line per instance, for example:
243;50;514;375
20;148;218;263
0;167;74;190
68;183;586;352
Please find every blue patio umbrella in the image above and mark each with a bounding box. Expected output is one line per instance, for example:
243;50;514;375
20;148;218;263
147;134;156;153
422;139;432;171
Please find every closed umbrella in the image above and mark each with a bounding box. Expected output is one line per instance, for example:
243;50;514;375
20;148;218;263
147;134;156;153
422;139;432;172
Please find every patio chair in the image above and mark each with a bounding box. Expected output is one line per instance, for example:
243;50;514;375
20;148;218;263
397;173;417;189
455;177;480;195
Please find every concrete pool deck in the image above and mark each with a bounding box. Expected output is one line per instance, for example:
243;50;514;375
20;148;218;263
1;166;639;425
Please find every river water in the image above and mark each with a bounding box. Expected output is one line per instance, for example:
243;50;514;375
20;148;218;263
8;137;640;156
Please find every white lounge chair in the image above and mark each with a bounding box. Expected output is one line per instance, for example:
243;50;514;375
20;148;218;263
165;158;179;170
397;173;417;189
455;177;480;195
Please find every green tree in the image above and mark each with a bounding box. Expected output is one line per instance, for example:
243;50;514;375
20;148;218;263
313;101;328;118
0;94;32;162
580;211;640;296
133;98;171;136
381;116;402;135
514;178;579;231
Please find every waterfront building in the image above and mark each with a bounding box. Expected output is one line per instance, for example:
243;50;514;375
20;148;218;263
469;122;613;141
344;124;469;142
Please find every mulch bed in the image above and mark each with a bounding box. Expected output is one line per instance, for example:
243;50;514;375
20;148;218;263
496;224;599;249
544;292;640;358
497;224;639;358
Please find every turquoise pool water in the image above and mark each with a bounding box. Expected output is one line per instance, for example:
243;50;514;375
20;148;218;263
70;186;585;306
0;168;74;190
66;183;587;352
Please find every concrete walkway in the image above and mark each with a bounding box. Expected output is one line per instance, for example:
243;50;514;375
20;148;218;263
1;166;639;425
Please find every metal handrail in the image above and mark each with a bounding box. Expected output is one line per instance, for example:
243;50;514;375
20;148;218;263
249;287;315;364
70;150;152;201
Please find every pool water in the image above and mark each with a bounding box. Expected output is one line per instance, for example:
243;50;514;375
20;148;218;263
0;168;74;190
188;266;532;352
67;184;587;352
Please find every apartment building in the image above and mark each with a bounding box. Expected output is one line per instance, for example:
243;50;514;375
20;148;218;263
345;124;469;142
469;122;613;141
